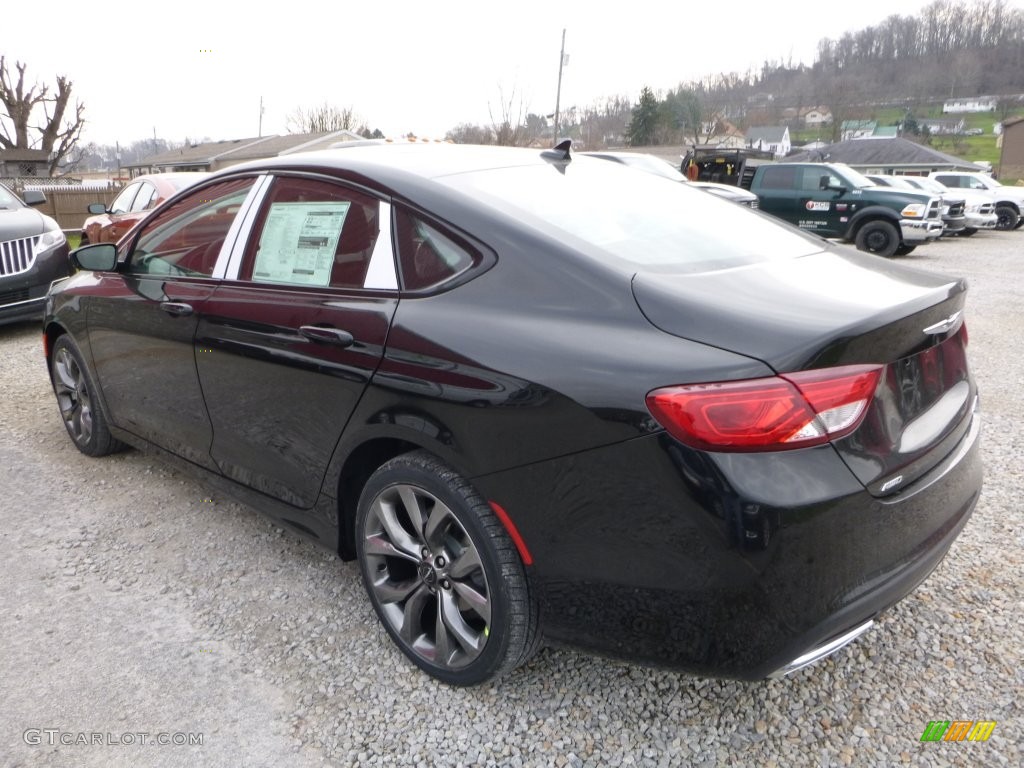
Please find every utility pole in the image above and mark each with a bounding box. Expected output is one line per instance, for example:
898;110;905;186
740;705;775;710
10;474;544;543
259;96;265;137
553;29;567;141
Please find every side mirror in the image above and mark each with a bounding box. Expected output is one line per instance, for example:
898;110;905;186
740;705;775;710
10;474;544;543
87;203;108;214
22;189;46;207
72;243;118;272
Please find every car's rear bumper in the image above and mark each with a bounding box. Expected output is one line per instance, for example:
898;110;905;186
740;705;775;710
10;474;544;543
473;402;982;679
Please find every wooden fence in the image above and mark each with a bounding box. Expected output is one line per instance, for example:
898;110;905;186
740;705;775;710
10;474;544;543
32;188;123;232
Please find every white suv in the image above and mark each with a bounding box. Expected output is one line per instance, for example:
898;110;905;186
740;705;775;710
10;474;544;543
930;171;1024;231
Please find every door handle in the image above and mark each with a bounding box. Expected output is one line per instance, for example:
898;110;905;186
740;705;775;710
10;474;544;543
299;325;355;347
159;302;194;317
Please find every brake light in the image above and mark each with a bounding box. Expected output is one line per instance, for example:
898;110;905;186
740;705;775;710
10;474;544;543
646;365;882;452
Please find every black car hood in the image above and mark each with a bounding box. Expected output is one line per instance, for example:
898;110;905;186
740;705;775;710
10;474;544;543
0;207;49;239
632;247;966;373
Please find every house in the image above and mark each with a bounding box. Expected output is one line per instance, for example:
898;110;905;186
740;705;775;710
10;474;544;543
745;126;790;159
802;108;833;127
943;97;997;113
998;115;1024;180
127;130;365;177
786;137;986;175
0;149;50;177
919;117;966;135
840;120;877;141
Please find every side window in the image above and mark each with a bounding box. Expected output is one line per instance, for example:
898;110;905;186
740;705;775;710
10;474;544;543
758;166;798;190
129;177;255;278
967;178;988;191
109;183;140;214
241;177;381;289
394;208;478;291
935;175;958;188
129;182;157;212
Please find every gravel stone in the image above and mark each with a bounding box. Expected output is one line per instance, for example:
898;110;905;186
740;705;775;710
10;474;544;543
1;232;1021;766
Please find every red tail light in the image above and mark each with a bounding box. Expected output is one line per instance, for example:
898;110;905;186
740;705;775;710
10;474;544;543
646;365;882;452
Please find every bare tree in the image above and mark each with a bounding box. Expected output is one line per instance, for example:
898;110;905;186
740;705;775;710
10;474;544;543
0;57;86;175
286;102;364;134
488;85;530;147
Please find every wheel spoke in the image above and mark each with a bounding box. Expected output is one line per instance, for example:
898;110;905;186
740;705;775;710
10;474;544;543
397;584;432;645
447;545;481;580
398;485;425;532
434;593;455;665
373;576;420;605
439;589;484;657
452;580;491;625
422;501;450;549
370;496;422;558
54;351;79;391
363;532;419;563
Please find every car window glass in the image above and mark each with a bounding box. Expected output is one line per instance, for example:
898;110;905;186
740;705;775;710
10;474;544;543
129;183;157;212
759;166;798;190
394;208;477;291
110;183;140;214
129;178;255;278
241;177;381;289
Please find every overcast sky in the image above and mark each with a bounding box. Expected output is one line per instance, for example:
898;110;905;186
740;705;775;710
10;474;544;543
4;0;1019;147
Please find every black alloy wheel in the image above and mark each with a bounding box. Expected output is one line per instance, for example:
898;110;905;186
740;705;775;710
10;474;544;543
994;205;1018;231
854;220;900;257
894;244;917;256
355;451;539;685
50;335;124;457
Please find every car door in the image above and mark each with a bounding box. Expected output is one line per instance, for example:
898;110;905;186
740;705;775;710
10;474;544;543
195;174;398;508
794;166;847;236
754;165;800;221
86;177;259;470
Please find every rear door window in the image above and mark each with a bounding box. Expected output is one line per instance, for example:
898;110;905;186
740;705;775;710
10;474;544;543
239;176;385;290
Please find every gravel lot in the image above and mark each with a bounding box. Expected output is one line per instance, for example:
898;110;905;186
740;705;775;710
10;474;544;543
1;231;1020;767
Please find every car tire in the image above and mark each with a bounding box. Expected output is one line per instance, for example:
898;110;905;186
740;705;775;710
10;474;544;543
50;335;125;457
894;244;916;256
355;450;540;685
1015;216;1024;230
994;205;1018;231
854;220;900;257
959;228;978;237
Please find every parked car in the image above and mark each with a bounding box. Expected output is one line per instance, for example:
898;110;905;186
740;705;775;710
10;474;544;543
584;151;760;207
866;174;967;236
899;176;997;236
930;171;1024;230
0;182;70;326
45;143;982;685
81;172;208;244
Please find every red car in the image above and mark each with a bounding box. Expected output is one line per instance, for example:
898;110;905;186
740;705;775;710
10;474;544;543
81;173;207;244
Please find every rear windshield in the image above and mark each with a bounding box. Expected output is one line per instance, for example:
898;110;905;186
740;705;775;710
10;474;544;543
441;159;821;274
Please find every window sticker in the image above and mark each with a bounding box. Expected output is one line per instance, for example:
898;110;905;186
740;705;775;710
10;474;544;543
252;201;350;286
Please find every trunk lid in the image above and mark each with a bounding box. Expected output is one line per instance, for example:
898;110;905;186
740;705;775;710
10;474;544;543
632;248;976;494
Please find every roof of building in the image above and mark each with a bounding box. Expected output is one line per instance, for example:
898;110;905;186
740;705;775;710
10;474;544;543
0;149;50;162
745;126;788;143
786;137;984;170
840;120;878;132
130;131;369;169
129;137;267;168
872;126;899;138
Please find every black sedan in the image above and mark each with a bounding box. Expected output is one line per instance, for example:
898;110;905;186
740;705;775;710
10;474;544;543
44;142;982;685
1;183;70;325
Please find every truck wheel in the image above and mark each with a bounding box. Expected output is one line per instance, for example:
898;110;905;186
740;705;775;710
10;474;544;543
959;228;978;237
1015;217;1024;230
994;205;1018;231
854;220;900;257
894;244;916;256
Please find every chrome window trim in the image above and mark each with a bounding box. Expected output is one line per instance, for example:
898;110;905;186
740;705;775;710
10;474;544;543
216;174;273;280
363;201;398;290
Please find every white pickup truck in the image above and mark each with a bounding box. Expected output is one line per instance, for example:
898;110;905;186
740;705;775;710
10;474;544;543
930;171;1024;231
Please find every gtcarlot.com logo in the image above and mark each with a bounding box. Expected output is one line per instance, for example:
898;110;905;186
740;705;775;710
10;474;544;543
23;729;204;747
920;720;996;742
